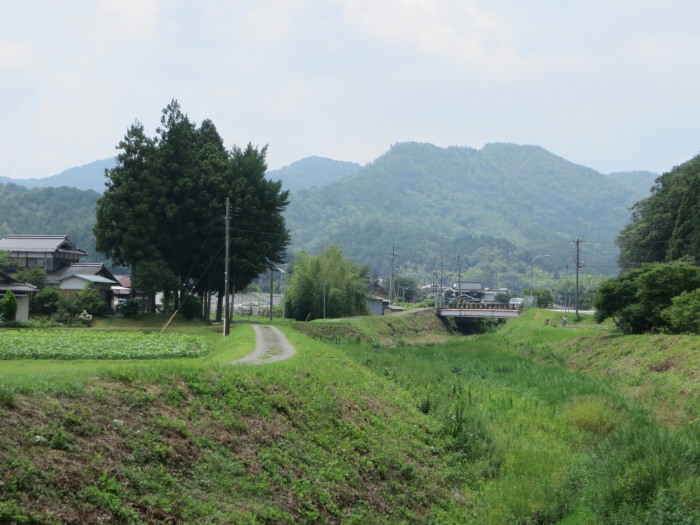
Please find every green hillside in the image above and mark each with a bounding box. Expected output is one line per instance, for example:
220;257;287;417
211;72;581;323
0;159;115;193
1;312;697;523
0;183;100;260
267;156;361;192
285;143;651;282
0;143;657;289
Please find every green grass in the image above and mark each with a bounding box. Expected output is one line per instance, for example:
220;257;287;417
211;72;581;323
0;321;471;524
338;309;700;523
1;309;699;523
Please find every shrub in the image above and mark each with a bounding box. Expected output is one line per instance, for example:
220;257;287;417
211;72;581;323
34;286;61;315
180;294;201;320
53;293;81;324
116;298;141;318
0;290;18;322
74;285;106;316
660;289;700;334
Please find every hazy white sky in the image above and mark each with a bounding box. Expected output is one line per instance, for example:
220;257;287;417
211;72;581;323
2;0;700;179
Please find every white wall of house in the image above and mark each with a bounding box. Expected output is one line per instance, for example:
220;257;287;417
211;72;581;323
15;295;30;321
59;276;90;290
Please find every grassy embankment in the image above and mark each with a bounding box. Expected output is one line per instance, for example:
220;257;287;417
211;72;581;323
1;310;699;523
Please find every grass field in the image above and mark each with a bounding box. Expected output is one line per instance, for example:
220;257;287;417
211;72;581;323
1;310;698;524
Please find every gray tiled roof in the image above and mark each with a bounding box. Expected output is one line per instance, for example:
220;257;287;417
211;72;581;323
0;270;38;293
58;274;117;285
0;235;87;255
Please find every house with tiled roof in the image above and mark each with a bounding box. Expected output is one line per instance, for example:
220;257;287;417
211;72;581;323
0;235;116;312
0;235;87;274
0;270;38;321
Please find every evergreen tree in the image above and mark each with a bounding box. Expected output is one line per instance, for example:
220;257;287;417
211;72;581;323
94;100;290;309
0;290;17;321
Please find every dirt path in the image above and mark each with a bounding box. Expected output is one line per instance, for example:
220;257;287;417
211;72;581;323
230;324;297;365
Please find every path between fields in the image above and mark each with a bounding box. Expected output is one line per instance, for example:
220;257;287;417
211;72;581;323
231;324;297;365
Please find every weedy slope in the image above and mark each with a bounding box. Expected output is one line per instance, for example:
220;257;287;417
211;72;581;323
1;310;699;524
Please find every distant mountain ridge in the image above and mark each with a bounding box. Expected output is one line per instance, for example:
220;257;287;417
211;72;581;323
284;142;658;280
267;156;361;192
0;156;359;194
0;143;661;288
0;159;115;193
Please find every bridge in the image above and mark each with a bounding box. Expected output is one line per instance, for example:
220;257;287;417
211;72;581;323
437;306;520;319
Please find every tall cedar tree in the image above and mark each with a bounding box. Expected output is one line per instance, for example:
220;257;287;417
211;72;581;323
94;100;290;308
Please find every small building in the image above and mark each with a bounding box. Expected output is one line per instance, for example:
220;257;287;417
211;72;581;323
0;235;87;273
57;274;117;310
383;304;406;315
367;295;391;315
0;270;37;321
51;262;119;310
454;281;483;294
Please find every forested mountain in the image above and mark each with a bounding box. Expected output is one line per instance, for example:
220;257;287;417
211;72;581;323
0;158;115;193
0;183;100;260
0;156;359;195
267;156;360;192
608;170;658;202
285;142;653;288
1;142;659;292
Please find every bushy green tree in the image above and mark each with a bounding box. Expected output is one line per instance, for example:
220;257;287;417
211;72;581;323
116;298;141;318
0;290;18;321
285;246;369;321
594;263;700;333
74;285;106;316
393;275;418;303
34;286;61;315
523;288;553;308
180;294;201;320
131;259;179;313
12;268;47;289
661;289;700;333
617;154;700;268
95;100;290;315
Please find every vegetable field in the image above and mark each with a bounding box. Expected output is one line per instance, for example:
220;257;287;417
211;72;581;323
0;330;209;360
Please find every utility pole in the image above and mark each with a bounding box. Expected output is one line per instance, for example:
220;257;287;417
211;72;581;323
572;238;586;320
389;243;399;302
224;197;231;337
440;255;444;308
457;252;462;296
269;266;274;321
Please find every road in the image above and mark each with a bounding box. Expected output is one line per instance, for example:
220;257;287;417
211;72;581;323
230;324;297;365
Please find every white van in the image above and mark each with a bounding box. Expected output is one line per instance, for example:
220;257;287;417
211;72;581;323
509;297;524;306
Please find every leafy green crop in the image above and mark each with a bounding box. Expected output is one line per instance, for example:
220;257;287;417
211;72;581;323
0;330;208;360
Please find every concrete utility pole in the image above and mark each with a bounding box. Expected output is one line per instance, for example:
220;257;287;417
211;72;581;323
457;252;462;296
224;197;231;337
389;243;399;302
572;238;586;320
269;266;274;321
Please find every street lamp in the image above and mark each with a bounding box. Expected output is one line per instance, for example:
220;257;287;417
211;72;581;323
530;255;550;307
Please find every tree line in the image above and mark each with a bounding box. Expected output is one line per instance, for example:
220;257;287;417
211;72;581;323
94;100;290;318
597;152;700;333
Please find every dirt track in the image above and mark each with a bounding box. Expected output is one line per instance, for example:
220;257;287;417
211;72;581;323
230;324;297;365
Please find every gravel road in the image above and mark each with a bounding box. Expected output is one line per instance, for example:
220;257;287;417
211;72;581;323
230;324;297;365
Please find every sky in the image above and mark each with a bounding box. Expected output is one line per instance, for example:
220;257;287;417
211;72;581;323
2;0;700;179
